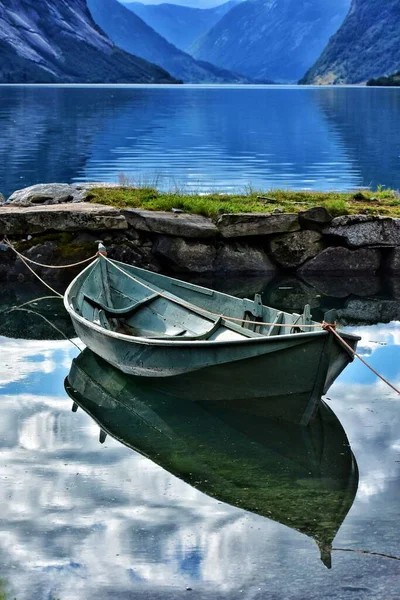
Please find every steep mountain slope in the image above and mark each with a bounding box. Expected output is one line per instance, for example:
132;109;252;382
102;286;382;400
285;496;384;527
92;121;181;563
123;1;239;51
191;0;350;83
88;0;248;83
300;0;400;84
0;0;176;83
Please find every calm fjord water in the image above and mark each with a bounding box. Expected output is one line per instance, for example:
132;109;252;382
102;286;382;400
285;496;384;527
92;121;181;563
0;280;399;599
1;85;400;196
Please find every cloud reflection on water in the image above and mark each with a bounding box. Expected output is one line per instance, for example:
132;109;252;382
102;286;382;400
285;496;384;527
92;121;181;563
0;330;399;598
0;336;75;391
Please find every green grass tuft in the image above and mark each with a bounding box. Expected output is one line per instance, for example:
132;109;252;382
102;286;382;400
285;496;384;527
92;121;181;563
323;199;349;217
86;185;400;219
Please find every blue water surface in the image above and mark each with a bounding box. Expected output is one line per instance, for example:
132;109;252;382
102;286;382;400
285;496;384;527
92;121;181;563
0;281;399;599
1;85;400;197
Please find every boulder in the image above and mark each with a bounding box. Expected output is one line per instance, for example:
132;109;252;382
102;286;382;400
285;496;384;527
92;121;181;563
215;243;277;274
384;248;400;273
299;247;381;275
154;237;277;274
0;230;157;282
0;203;128;235
266;277;321;313
0;244;16;280
123;209;218;239
299;206;333;231
15;240;97;284
388;277;400;300
216;213;300;238
106;242;157;272
324;215;400;247
6;182;117;206
198;275;273;298
299;274;381;299
99;230;157;271
337;299;400;325
154;236;216;273
269;230;324;269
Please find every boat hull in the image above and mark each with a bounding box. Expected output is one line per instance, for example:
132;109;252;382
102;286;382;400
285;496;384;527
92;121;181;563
70;311;356;402
65;258;359;404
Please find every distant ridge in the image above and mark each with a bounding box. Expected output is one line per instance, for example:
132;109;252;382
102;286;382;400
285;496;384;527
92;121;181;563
123;1;239;51
0;0;177;83
191;0;350;83
300;0;400;85
88;0;249;83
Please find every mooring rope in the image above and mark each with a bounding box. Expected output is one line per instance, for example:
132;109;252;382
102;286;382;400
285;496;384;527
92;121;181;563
101;255;325;329
9;307;82;352
1;296;82;352
101;255;400;396
2;237;326;329
12;250;63;298
324;324;400;395
331;547;400;562
0;295;59;316
3;237;98;269
2;237;97;299
4;238;400;396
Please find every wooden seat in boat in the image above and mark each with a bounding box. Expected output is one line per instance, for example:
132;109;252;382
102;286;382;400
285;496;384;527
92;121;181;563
84;293;159;317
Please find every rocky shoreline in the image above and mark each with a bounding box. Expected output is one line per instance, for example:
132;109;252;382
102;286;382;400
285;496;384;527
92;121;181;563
1;183;400;285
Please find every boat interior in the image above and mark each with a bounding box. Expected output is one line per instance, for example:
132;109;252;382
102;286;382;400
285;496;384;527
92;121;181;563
70;258;316;341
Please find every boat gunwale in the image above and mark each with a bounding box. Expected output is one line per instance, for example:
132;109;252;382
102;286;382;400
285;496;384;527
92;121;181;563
63;259;361;348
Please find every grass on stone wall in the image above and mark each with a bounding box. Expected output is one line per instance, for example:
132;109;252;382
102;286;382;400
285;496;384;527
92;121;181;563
87;186;400;219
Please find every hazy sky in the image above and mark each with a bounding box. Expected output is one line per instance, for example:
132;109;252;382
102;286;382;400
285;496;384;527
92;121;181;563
123;0;240;7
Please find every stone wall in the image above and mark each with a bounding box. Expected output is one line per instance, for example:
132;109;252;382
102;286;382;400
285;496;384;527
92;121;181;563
2;183;400;283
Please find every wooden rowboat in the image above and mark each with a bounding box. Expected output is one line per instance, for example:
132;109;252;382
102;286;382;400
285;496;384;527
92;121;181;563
64;247;360;410
65;349;359;568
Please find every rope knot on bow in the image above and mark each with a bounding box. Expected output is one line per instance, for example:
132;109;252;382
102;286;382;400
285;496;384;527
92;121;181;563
322;321;337;331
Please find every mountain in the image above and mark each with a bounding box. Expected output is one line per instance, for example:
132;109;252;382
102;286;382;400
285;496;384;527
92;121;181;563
88;0;248;83
300;0;400;85
0;0;176;83
191;0;351;83
122;1;239;52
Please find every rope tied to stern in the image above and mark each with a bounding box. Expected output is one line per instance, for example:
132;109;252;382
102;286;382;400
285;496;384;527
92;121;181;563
323;322;400;395
100;253;326;330
99;254;400;396
4;237;400;396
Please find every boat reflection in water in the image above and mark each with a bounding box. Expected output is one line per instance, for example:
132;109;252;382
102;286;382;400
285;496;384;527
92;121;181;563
65;349;359;569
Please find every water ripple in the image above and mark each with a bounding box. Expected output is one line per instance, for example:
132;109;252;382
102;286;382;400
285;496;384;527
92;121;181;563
0;85;400;196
